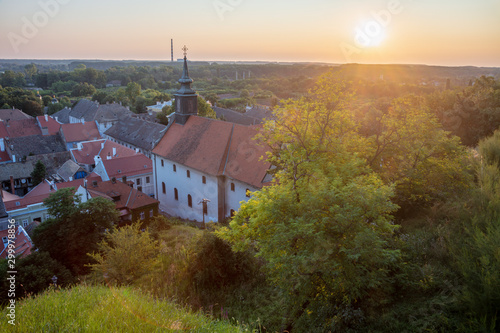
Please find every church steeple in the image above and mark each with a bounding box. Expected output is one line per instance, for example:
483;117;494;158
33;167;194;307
174;45;198;125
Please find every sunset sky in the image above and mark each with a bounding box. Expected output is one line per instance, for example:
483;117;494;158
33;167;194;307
0;0;499;66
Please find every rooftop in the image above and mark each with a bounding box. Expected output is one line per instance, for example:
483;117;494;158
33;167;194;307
37;115;61;135
0;226;33;260
213;106;261;126
101;154;152;178
52;107;71;124
0;109;31;121
4;119;42;138
104;117;167;151
152;116;270;188
61;122;101;143
8;134;67;158
57;159;84;181
71;139;138;165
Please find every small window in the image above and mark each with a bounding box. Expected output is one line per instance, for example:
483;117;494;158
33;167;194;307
188;194;192;208
187;170;190;178
173;164;177;172
138;186;142;192
231;183;235;192
149;209;154;217
136;178;141;186
161;160;164;167
22;219;29;227
246;189;251;197
174;188;178;201
162;182;166;194
146;176;150;184
202;176;206;184
140;212;145;220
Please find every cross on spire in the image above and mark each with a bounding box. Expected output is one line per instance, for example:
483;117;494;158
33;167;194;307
182;45;188;58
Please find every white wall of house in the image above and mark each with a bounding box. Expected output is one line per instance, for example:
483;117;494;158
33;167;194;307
154;155;219;222
5;203;49;229
129;173;155;197
225;178;258;218
92;161;109;181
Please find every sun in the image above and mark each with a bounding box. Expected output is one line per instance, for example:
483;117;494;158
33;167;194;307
354;20;387;48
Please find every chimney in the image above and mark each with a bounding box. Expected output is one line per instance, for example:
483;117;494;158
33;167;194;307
10;176;15;195
111;177;116;184
78;143;83;151
12;155;16;163
112;147;116;156
69;176;73;181
101;142;105;149
55;116;59;122
122;175;127;183
44;114;48;122
41;127;49;136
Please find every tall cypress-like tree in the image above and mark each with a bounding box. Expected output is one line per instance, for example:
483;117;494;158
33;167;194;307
30;160;46;186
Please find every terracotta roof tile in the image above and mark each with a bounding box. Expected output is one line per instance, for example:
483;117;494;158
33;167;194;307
6;119;42;138
37;115;61;135
0;226;33;260
61;122;101;143
71;139;137;165
86;180;158;210
102;154;152;178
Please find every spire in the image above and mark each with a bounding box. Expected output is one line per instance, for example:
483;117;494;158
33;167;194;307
177;46;195;94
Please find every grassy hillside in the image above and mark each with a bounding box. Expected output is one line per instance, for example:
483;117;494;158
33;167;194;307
0;284;243;332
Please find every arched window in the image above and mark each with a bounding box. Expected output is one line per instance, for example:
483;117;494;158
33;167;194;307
173;164;177;172
162;182;166;194
202;176;206;184
246;189;251;197
174;188;178;201
187;170;190;178
230;183;235;192
188;194;192;208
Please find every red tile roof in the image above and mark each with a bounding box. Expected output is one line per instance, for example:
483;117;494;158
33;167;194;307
0;150;10;163
102;154;152;178
5;119;42;138
37;115;61;135
0;226;33;260
4;179;85;211
61;122;101;143
71;139;137;165
86;180;158;211
152;116;270;188
0;121;8;138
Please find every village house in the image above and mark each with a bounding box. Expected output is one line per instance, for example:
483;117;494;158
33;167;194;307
68;100;133;135
70;139;138;172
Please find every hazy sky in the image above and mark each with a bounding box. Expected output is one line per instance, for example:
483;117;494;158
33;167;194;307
0;0;499;66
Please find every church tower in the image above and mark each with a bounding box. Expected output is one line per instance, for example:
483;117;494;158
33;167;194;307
174;45;198;125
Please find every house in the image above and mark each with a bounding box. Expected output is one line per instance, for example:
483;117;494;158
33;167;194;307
76;179;159;225
152;54;271;222
70;139;138;172
57;159;87;181
36;114;61;136
92;154;154;197
0;226;33;260
0;109;31;121
213;106;261;125
52;107;71;124
60;122;101;150
69;100;133;135
3;179;85;230
146;101;172;115
5;134;67;163
104;117;167;158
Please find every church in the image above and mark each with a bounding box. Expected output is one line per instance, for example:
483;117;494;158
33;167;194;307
152;48;271;222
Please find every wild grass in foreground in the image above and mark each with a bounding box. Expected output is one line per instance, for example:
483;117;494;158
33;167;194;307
0;284;244;332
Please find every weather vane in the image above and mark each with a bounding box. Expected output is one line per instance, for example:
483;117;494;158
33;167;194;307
182;45;188;58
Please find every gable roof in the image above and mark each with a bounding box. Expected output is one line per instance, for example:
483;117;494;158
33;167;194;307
8;134;67;158
104;117;167;151
86;179;158;211
0;121;8;138
0;109;31;121
52;107;71;124
0;162;35;182
213;106;261;126
5;119;42;138
69;100;133;123
152;116;270;188
37;115;61;135
69;99;99;121
71;139;137;165
101;154;152;178
0;226;33;260
57;159;84;181
61;122;101;143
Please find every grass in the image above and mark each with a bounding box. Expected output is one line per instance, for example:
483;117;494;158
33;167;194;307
0;284;244;332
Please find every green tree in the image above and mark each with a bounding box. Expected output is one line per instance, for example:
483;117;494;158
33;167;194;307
125;82;141;104
197;96;216;119
33;189;118;275
24;63;38;83
89;223;159;286
218;73;400;330
72;82;96;97
30;160;46;186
